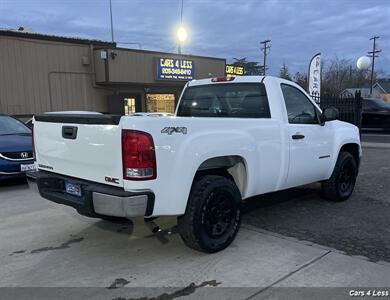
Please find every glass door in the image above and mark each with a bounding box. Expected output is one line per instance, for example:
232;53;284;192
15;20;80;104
146;94;175;113
124;97;136;115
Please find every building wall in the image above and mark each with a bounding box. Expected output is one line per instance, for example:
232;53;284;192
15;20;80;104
94;48;226;84
0;34;225;118
0;35;113;117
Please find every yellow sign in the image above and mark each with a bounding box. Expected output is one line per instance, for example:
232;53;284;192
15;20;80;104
226;65;244;76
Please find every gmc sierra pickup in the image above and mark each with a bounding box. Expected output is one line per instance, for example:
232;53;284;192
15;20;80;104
28;76;361;253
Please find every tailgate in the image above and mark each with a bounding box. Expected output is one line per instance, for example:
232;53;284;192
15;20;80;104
33;114;123;187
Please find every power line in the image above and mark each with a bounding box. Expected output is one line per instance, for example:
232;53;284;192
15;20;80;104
368;36;381;94
260;39;271;76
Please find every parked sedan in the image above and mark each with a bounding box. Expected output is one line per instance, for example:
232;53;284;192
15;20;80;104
0;115;35;180
362;98;390;131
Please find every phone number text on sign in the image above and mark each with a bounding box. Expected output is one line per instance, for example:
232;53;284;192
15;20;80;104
157;58;194;81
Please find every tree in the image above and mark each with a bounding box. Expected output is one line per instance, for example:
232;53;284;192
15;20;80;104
321;57;372;95
279;63;291;80
292;57;383;96
293;72;307;89
232;57;263;75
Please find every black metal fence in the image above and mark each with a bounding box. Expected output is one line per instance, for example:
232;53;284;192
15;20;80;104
311;91;362;130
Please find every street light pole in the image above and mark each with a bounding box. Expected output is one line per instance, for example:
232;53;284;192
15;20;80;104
368;36;381;95
109;0;115;42
178;0;184;54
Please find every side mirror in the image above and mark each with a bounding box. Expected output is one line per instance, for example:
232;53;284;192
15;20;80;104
322;107;339;122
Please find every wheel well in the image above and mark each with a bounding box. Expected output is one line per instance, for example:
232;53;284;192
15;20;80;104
195;155;247;197
340;143;360;166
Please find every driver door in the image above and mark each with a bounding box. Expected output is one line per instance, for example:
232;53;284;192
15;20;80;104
281;84;334;188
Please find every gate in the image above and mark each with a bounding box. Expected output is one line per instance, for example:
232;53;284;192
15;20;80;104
311;91;362;131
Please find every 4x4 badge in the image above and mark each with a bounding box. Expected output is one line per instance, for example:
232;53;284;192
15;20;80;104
161;127;187;135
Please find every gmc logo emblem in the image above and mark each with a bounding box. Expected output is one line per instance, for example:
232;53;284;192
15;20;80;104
20;152;29;159
105;176;119;184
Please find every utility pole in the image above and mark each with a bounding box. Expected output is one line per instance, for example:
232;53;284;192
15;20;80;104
368;36;381;95
109;0;114;42
260;40;271;75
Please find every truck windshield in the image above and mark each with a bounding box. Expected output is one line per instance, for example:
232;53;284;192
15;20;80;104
0;116;31;136
177;83;270;118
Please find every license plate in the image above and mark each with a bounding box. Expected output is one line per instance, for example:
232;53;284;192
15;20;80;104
65;181;82;197
20;163;36;172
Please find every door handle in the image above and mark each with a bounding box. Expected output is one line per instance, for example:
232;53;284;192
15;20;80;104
292;134;305;140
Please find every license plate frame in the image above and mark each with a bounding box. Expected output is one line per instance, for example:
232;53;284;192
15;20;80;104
65;181;83;197
20;163;36;172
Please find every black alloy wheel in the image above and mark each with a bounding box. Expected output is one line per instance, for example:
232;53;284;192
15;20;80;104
202;190;238;239
321;151;357;202
178;175;242;253
337;159;355;197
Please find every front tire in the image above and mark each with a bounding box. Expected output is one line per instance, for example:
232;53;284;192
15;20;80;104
321;151;357;201
178;175;242;253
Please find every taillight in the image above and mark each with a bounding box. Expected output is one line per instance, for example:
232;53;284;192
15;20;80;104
122;130;157;180
32;124;36;161
211;76;235;82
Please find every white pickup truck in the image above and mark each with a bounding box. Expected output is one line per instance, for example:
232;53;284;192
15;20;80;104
28;76;361;253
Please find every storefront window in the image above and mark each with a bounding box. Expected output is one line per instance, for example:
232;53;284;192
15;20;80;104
124;98;136;115
146;94;175;113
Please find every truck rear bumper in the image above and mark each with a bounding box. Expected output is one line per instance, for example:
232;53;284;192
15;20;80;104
27;170;155;219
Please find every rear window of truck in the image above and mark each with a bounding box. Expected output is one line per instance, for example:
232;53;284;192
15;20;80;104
177;83;271;118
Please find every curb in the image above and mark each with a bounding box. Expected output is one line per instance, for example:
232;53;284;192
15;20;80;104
376;261;390;267
242;224;390;266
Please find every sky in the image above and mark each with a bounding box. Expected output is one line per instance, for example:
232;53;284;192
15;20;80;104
1;0;389;76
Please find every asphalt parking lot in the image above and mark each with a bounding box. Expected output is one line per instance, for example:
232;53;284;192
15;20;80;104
0;133;389;299
244;144;390;263
361;131;390;144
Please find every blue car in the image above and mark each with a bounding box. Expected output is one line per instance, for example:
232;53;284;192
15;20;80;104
0;115;35;180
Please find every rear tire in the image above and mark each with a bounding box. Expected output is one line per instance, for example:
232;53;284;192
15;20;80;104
321;151;357;201
178;175;242;253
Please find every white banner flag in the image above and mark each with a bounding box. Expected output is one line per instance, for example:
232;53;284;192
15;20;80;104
308;53;321;98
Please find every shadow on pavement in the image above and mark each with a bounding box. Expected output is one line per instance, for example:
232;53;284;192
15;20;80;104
0;177;28;188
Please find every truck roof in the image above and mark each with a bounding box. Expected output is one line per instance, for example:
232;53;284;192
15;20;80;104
186;75;298;87
187;75;265;87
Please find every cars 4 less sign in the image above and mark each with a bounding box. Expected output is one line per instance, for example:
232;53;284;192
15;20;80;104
157;58;194;81
226;65;244;76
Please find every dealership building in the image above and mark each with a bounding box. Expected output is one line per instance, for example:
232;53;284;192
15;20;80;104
0;30;226;119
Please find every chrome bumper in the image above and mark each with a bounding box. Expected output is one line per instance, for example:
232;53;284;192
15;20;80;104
93;192;148;218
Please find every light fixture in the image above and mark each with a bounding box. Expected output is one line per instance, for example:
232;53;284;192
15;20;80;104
177;26;188;42
357;56;371;70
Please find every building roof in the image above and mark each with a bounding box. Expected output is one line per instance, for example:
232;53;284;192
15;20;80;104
0;29;116;47
115;46;226;62
374;79;390;93
340;88;371;97
0;29;225;61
